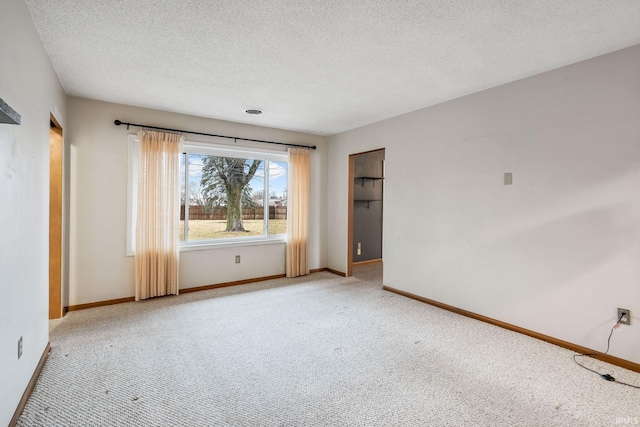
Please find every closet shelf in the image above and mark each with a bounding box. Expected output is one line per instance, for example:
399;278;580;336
354;176;384;187
354;199;382;208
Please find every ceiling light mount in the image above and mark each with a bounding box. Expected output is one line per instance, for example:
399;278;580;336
244;109;263;115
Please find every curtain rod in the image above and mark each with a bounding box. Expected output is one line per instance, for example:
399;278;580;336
113;120;316;150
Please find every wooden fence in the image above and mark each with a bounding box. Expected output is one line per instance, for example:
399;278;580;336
181;205;287;221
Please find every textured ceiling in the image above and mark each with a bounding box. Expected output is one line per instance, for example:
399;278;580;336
24;0;640;135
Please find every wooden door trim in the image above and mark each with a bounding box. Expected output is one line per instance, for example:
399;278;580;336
347;155;355;277
49;114;63;319
347;148;385;277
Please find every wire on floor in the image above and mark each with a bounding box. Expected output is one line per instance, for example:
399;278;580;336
573;314;640;389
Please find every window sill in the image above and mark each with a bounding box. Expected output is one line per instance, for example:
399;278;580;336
126;237;286;257
181;237;286;252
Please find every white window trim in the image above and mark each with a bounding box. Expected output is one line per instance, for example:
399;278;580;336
126;134;288;257
126;135;138;256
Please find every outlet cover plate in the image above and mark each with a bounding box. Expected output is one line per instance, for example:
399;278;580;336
618;308;631;325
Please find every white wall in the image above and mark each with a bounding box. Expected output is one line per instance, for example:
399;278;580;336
328;45;640;364
67;97;327;306
0;0;67;424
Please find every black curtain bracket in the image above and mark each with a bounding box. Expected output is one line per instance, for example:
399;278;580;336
114;120;316;150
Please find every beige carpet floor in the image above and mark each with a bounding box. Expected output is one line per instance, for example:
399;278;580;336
18;264;640;426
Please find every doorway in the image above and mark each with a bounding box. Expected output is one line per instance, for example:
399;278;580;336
49;115;63;319
347;148;385;277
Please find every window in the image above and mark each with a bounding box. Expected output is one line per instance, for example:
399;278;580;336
127;136;288;254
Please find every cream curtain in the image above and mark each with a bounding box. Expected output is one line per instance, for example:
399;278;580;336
135;129;183;300
286;147;311;277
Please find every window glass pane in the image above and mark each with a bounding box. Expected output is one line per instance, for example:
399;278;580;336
244;162;264;235
187;154;265;240
268;160;287;235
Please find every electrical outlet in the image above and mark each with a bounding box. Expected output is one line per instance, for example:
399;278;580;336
357;242;361;256
235;255;240;264
618;308;631;325
18;336;23;359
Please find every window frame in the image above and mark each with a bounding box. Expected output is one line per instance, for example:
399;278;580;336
126;135;288;256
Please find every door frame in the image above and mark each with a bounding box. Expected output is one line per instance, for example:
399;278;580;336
49;114;63;319
347;148;385;277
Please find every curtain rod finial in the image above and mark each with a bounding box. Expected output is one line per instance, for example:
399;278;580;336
114;120;122;126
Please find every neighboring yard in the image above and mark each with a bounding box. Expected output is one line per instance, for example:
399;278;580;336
180;219;286;240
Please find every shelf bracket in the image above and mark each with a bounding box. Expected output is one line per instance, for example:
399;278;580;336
0;98;21;125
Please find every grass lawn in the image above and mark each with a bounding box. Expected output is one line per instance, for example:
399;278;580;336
181;219;286;240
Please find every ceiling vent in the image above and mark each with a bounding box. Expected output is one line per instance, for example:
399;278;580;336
244;109;263;115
